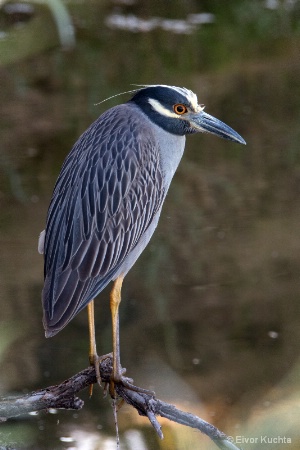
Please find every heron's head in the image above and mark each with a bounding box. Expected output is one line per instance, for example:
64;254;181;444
130;84;246;144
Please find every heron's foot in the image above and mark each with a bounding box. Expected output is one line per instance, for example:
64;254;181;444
109;368;155;399
90;352;113;388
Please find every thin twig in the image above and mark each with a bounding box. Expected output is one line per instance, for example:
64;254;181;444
0;355;241;450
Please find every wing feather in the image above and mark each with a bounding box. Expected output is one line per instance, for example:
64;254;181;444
43;103;165;334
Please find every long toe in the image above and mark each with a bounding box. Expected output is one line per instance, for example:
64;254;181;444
91;352;113;387
109;373;155;398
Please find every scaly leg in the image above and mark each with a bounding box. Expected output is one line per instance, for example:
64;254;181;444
110;276;124;395
109;276;155;398
87;300;111;393
88;300;100;381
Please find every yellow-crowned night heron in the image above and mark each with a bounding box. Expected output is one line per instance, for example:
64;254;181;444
39;85;245;394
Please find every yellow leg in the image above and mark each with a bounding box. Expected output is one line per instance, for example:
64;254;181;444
110;276;124;392
87;300;101;395
109;275;155;398
87;300;97;366
87;300;112;394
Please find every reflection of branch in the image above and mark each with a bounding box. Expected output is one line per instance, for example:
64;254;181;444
0;355;240;450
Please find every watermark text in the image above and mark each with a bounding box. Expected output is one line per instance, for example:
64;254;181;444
228;435;292;445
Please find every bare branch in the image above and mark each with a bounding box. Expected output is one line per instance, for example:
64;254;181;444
0;355;241;450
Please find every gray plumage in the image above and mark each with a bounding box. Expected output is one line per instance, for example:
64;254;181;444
40;85;245;338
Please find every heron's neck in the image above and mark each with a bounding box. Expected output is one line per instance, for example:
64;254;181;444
154;125;186;189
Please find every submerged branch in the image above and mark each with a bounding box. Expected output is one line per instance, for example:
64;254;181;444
0;355;240;450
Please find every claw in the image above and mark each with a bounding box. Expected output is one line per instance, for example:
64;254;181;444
109;373;155;398
89;352;113;395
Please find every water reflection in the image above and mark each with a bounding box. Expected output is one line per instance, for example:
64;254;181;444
105;12;215;34
0;0;300;449
0;1;75;67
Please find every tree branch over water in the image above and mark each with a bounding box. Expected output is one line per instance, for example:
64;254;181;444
0;355;240;450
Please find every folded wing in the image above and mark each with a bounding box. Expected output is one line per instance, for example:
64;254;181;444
42;104;164;335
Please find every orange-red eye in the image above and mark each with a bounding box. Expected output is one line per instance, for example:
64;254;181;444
173;104;188;115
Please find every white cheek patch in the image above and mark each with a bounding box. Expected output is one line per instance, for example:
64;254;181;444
148;92;203;118
148;98;180;119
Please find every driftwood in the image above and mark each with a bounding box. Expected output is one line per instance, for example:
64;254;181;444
0;355;240;450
